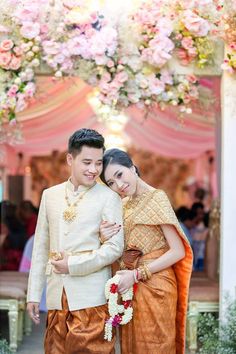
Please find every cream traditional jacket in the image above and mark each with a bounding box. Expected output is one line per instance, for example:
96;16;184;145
27;181;124;310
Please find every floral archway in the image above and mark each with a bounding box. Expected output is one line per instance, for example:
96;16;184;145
0;0;235;124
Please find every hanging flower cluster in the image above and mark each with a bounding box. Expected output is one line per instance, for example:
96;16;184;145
42;1;118;77
0;0;230;123
171;0;223;68
104;274;134;342
0;0;48;121
221;12;236;74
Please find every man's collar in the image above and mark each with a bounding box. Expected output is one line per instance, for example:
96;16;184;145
67;178;96;194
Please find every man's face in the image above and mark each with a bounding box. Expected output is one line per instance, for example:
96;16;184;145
67;146;103;187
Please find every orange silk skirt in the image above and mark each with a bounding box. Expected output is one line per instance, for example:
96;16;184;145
121;250;177;354
44;289;115;354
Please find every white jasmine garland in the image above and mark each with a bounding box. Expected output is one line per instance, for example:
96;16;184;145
104;274;134;341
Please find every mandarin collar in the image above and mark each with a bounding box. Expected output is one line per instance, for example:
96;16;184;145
66;178;96;194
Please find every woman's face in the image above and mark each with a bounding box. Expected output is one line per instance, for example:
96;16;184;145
104;163;137;197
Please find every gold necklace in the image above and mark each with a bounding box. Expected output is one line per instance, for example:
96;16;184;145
63;184;95;223
124;190;151;210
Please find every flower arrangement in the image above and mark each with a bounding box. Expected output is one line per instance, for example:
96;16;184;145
0;0;230;124
172;0;223;68
0;0;45;122
104;274;134;342
221;12;236;74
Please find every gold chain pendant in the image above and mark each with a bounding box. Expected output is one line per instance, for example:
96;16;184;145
63;205;77;223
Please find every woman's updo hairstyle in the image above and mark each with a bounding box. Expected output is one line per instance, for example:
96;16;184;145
100;148;140;185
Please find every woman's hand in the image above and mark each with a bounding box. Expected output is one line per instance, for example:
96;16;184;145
99;221;121;243
116;270;135;294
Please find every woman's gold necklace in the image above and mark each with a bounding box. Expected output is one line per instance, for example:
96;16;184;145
63;185;94;223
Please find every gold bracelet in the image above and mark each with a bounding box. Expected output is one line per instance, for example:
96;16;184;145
143;264;152;280
137;266;147;281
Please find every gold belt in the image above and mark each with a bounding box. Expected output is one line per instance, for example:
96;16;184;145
49;250;93;261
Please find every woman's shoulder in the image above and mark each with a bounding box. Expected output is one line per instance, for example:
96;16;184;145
150;189;170;205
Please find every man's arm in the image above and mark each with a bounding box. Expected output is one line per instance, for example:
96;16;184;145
27;191;49;304
67;192;124;276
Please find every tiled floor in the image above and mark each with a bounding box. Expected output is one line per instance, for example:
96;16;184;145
16;313;47;354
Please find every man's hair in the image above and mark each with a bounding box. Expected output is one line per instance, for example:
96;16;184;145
176;206;197;222
68;129;105;156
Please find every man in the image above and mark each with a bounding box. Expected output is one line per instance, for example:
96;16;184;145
27;129;124;354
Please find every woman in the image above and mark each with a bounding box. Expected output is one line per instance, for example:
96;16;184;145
100;149;193;354
0;201;27;270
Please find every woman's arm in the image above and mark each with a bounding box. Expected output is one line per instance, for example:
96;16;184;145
117;224;185;293
147;224;185;274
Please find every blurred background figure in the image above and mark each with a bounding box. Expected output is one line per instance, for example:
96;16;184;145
190;202;209;271
19;200;38;239
176;206;197;249
0;200;27;270
19;234;47;312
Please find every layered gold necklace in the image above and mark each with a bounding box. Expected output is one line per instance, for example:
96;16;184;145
63;184;95;223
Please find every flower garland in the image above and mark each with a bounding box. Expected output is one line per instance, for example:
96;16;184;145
104;274;134;342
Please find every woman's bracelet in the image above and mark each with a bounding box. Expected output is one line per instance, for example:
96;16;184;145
137;264;152;281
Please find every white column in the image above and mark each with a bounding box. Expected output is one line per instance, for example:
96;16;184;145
220;59;236;312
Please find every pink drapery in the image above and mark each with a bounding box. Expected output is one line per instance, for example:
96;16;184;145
1;76;219;160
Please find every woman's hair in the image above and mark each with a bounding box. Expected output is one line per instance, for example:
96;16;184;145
100;148;140;184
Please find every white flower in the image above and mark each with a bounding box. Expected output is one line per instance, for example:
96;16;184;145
14;78;21;85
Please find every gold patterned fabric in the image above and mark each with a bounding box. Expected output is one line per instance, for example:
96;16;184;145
121;189;193;354
44;289;115;354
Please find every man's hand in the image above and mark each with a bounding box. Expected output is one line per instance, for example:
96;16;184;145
51;252;69;274
27;302;40;325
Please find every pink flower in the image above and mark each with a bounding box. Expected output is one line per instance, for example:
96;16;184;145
61;59;73;71
0;25;10;33
15;95;27;113
63;0;80;9
0;51;12;68
24;82;36;97
188;47;197;58
177;48;188;61
156;17;173;36
14;3;40;22
181;37;194;50
160;69;173;85
43;40;61;55
40;24;48;35
7;85;19;97
182;10;210;37
0;39;14;52
9;56;21;70
187;75;197;84
148;75;165;95
20;22;40;39
107;60;114;68
115;71;129;84
13;46;23;56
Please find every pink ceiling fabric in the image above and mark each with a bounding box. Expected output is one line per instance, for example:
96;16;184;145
1;76;220;165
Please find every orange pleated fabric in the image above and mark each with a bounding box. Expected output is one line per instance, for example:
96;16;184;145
44;289;115;354
121;248;177;354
